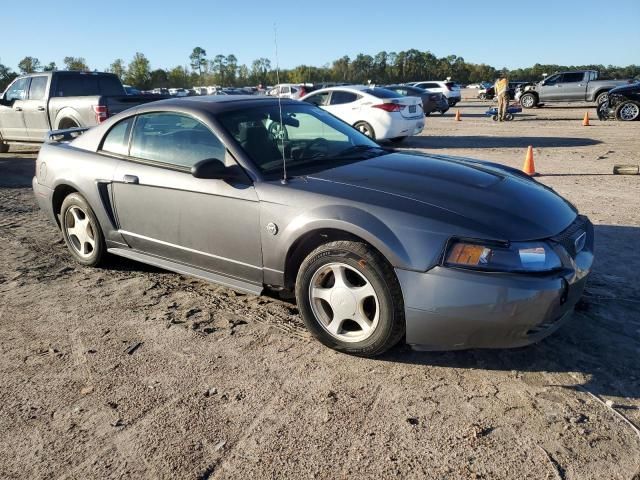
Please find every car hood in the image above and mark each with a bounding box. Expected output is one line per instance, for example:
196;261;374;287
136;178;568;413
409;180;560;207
304;152;577;241
609;82;640;95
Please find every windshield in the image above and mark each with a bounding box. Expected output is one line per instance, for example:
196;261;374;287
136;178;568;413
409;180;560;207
218;103;385;176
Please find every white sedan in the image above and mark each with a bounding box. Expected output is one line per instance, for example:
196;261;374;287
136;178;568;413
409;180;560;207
300;86;424;143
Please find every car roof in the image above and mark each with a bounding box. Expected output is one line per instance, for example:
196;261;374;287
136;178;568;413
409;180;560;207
134;95;301;115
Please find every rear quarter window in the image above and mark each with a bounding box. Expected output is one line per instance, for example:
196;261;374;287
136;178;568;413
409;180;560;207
101;117;134;156
366;88;403;99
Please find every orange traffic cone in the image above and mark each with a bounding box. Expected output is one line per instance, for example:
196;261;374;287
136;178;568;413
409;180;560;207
582;112;590;126
455;109;461;121
522;146;538;176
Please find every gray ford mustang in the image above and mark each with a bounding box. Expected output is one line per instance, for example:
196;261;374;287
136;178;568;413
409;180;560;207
32;96;594;356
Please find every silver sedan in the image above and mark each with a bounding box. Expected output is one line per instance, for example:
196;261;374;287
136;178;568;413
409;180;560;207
33;96;593;356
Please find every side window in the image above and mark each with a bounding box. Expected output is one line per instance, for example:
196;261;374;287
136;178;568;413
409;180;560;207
330;91;359;105
280;86;291;95
101;117;135;156
5;77;30;101
544;74;560;85
304;92;330;106
28;76;48;100
561;72;584;83
129;112;225;169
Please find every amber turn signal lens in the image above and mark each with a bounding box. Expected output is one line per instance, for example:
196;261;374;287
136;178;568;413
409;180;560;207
446;243;491;266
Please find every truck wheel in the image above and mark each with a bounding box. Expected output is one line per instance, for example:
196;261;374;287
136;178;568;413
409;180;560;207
520;93;537;109
0;143;9;153
295;241;405;357
615;101;640;121
595;92;609;105
58;118;79;129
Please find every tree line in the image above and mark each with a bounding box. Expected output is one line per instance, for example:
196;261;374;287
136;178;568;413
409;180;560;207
2;48;639;91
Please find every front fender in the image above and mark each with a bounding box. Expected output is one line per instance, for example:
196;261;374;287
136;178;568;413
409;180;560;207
280;205;413;270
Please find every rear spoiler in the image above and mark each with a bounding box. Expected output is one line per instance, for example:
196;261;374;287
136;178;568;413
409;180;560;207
47;127;90;143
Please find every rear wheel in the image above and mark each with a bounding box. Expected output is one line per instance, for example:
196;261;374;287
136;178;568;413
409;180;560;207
505;113;514;121
354;121;375;140
295;241;405;357
60;193;106;266
520;93;537;109
595;91;609;105
615;101;640;121
58;118;79;129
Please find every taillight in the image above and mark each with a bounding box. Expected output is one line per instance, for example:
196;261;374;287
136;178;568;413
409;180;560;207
372;103;405;112
92;105;109;124
299;87;306;96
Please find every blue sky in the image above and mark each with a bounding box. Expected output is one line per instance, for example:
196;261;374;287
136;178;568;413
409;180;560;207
1;0;639;72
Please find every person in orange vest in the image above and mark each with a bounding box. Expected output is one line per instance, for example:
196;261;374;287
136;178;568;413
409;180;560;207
494;71;510;121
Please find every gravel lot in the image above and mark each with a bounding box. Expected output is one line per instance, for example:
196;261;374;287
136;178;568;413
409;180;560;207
1;101;639;479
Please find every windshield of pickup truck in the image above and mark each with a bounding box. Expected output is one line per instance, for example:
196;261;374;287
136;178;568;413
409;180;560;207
54;74;125;97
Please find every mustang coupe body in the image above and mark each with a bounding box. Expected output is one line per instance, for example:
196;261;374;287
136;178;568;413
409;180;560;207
32;96;594;356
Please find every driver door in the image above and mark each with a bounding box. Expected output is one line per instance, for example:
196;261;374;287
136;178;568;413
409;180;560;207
109;112;263;285
0;77;30;141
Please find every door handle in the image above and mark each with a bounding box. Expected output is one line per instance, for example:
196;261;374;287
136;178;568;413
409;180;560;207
37;106;45;111
123;175;139;184
14;106;22;112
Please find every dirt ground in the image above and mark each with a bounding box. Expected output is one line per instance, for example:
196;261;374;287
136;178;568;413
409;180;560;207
1;101;639;480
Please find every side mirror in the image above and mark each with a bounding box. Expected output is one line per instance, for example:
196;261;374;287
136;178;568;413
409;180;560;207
191;158;228;179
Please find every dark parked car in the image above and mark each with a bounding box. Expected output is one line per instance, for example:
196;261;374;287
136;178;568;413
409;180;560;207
597;82;640;121
33;96;593;356
384;85;449;115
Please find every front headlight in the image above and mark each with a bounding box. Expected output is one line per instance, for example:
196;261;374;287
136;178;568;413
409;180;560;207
444;240;562;273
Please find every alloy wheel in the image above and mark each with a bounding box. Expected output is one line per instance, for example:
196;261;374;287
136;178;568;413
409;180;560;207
619;103;639;121
308;262;379;343
64;206;96;258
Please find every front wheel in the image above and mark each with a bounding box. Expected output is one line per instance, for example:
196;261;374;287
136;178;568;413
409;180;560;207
295;241;405;357
354;121;375;140
616;101;640;121
520;93;538;109
60;193;106;266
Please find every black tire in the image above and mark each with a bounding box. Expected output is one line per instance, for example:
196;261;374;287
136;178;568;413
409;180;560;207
615;101;640;121
505;113;514;121
424;111;431;117
389;136;407;144
60;193;106;266
478;93;487;100
595;91;609;105
491;114;498;121
440;108;448;115
295;241;405;357
0;143;9;153
520;93;538;109
58;118;79;129
353;121;375;140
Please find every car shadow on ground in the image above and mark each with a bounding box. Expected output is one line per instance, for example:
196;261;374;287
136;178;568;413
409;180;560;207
379;224;640;401
404;136;602;149
0;157;36;188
